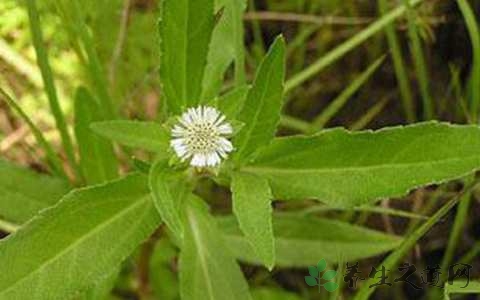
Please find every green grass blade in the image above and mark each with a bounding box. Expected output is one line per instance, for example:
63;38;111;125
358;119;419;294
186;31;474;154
285;0;424;93
349;96;390;130
74;87;118;185
311;55;385;130
457;0;480;122
279;115;311;133
378;0;415;123
247;0;266;63
57;0;115;119
0;88;66;178
445;281;480;300
24;0;78;178
301;205;427;220
431;177;474;299
353;183;479;300
402;0;433;120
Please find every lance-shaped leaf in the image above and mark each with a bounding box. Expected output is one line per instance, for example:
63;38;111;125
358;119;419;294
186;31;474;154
233;36;285;163
218;214;402;267
0;160;70;224
0;174;161;299
201;0;247;101
242;122;480;207
232;172;275;270
159;0;215;114
74;268;119;300
149;159;190;239
251;288;302;300
91;120;169;152
216;85;250;120
74;87;118;185
180;196;252;300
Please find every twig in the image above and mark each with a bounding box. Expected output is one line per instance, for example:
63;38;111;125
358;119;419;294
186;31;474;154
109;0;132;87
0;125;29;153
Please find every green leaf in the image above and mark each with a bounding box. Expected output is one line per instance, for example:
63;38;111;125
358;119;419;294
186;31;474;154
308;266;318;277
317;259;327;272
323;281;339;292
180;196;252;300
74;87;118;185
216;85;250;120
231;172;275;269
149;159;190;239
304;276;317;287
243;122;480;207
0;174;161;299
251;288;302;300
218;214;401;267
150;239;179;300
74;268;119;300
159;0;215;114
233;36;285;163
0;160;70;224
90;120;169;152
201;0;246;101
322;270;337;281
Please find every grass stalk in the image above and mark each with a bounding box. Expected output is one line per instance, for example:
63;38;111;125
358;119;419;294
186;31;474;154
285;0;425;93
457;0;480;122
378;0;415;123
61;0;115;119
349;96;390;130
0;88;66;179
25;0;78;179
353;181;480;300
402;0;433;120
311;55;385;131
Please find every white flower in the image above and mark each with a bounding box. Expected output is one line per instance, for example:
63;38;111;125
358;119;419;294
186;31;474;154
170;106;234;167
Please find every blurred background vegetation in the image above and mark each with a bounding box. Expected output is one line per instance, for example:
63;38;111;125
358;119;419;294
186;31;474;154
1;0;480;299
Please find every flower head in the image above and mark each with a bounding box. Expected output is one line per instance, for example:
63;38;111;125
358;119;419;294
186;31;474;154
170;106;233;167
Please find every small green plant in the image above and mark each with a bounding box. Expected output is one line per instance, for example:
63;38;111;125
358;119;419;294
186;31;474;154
305;259;339;292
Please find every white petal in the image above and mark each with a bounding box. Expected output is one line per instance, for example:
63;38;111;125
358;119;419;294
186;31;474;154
217;123;232;134
206;152;220;166
191;153;207;167
218;137;233;152
172;125;187;137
